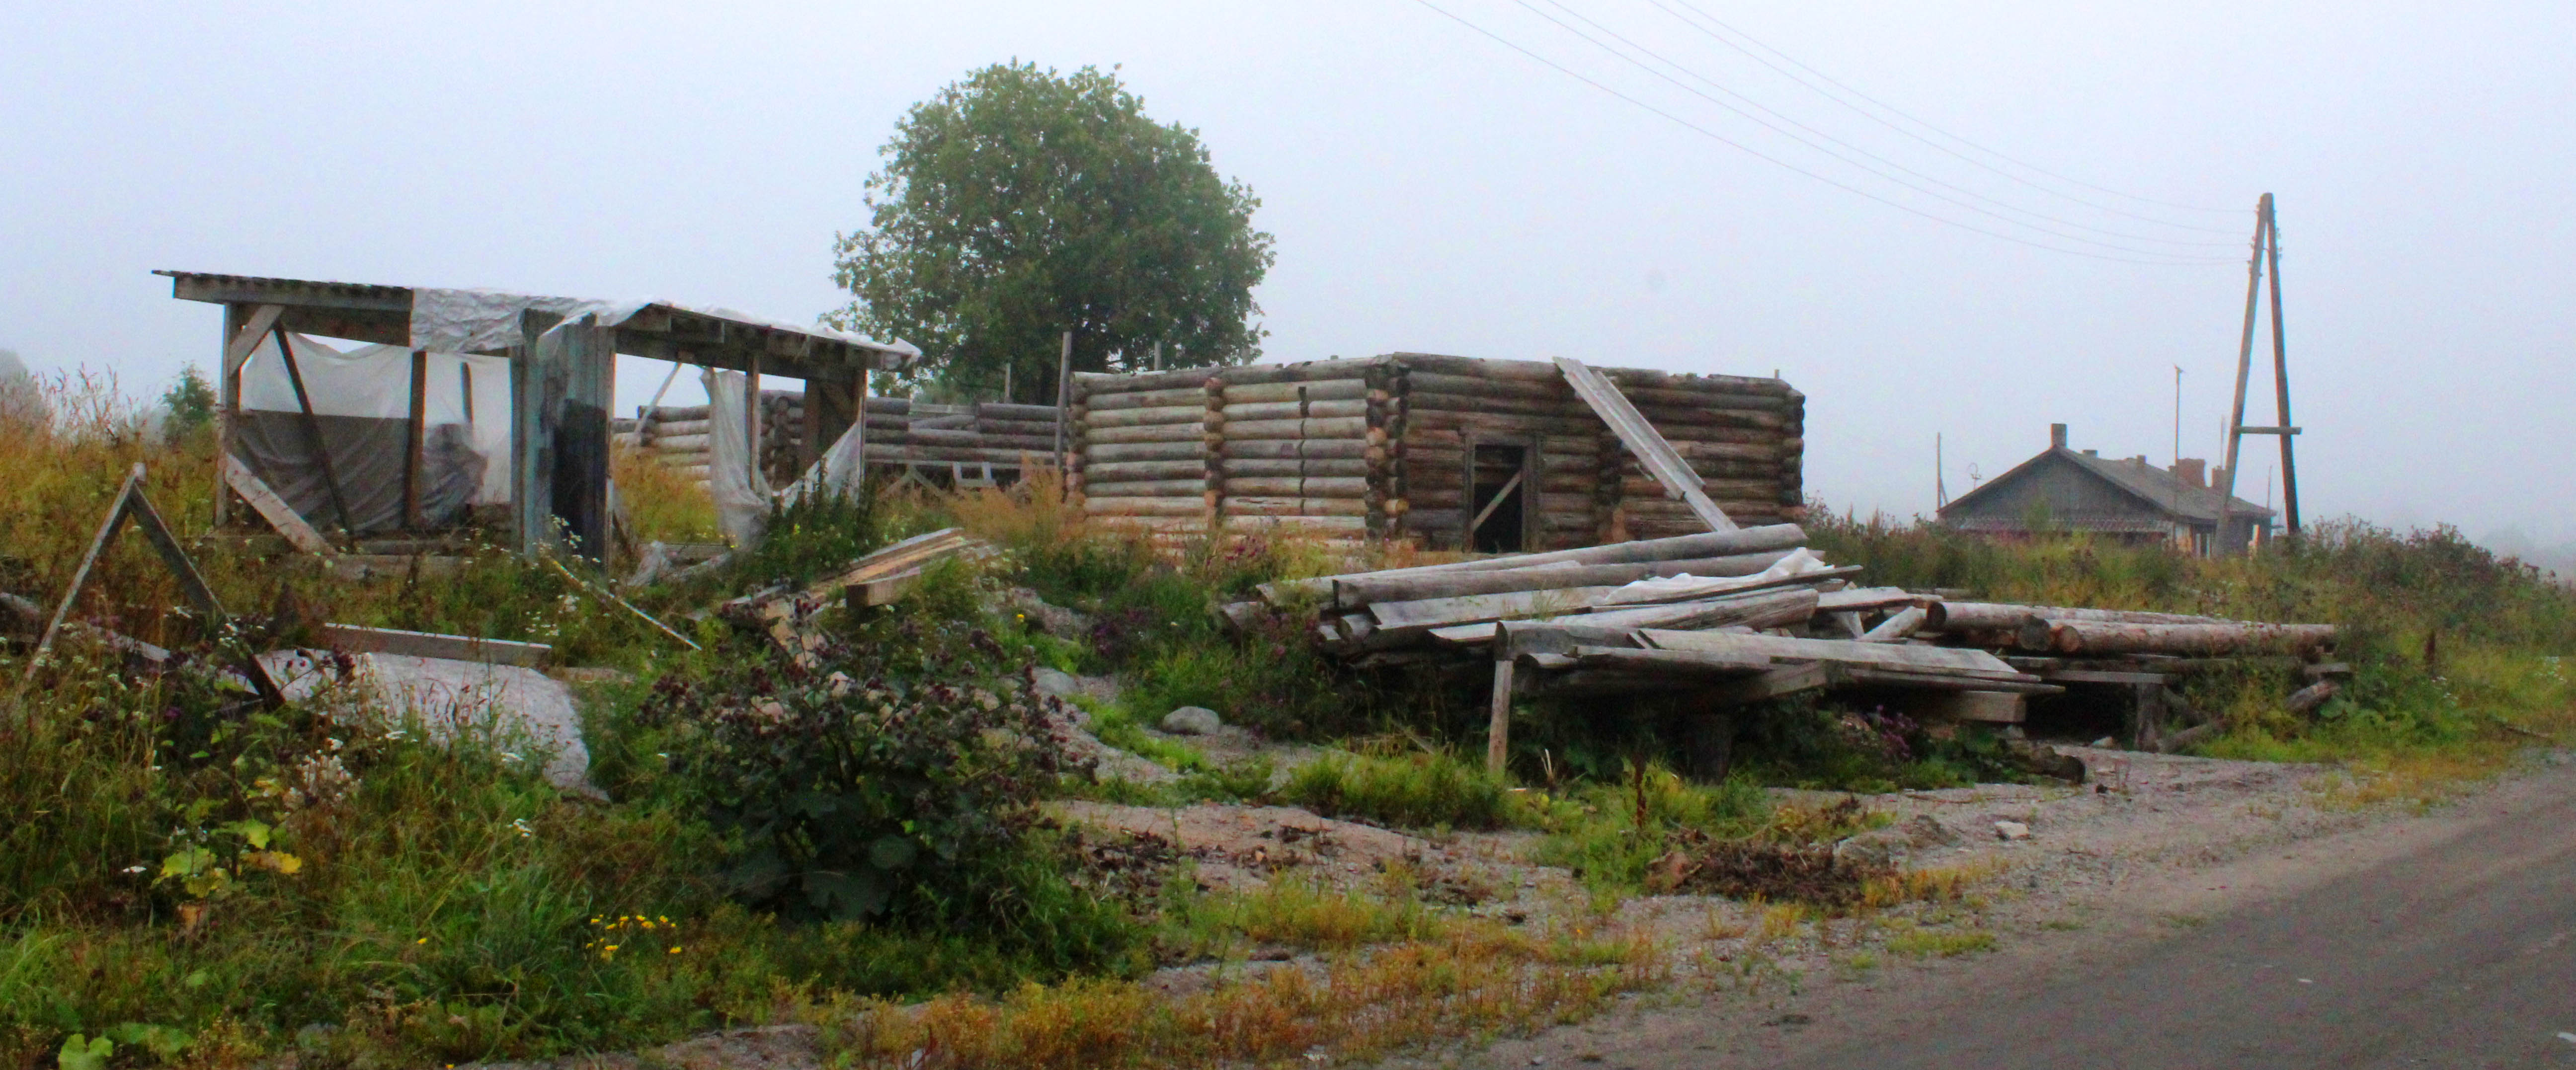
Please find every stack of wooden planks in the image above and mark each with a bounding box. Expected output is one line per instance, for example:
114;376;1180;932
1069;360;1397;540
1243;520;2344;765
719;528;991;667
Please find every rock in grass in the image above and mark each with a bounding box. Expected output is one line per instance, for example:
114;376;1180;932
1994;820;2032;841
1160;706;1222;735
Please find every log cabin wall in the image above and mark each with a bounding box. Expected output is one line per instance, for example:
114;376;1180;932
1071;354;1803;547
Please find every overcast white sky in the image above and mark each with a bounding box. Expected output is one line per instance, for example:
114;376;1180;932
4;1;2570;552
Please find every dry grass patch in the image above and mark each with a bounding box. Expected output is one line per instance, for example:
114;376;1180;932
815;920;1666;1070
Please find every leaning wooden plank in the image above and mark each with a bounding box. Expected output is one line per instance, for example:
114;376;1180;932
1259;524;1806;604
2041;620;2336;657
320;623;554;667
1555;356;1735;531
26;465;143;676
1639;629;2023;676
222;454;333;555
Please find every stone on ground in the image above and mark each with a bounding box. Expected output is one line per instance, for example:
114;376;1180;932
1161;705;1223;735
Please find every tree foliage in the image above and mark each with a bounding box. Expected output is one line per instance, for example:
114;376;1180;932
831;62;1276;403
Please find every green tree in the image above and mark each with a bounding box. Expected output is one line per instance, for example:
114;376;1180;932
161;365;215;444
831;62;1276;403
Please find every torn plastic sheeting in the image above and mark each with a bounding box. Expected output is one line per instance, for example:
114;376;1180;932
236;331;514;516
703;368;770;546
261;649;594;795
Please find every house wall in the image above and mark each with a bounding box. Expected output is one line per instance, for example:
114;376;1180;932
1073;355;1805;548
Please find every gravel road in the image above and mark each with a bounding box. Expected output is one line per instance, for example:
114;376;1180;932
1445;752;2576;1070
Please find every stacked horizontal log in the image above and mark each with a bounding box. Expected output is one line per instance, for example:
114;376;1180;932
858;397;1064;468
1072;359;1394;539
1389;354;1803;548
633;392;1064;488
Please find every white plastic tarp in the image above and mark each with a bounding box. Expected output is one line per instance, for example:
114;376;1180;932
703;368;770;545
235;333;512;530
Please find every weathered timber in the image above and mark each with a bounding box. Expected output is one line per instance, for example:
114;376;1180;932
1083;478;1216;498
1086;423;1207;444
1392;353;1575;382
1223;476;1373;497
1814;587;1920;613
1407;390;1585;419
2045;620;2337;657
1556;357;1734;532
1221;399;1369;421
1639;629;2024;676
1082;497;1209;517
1220;458;1373;479
1220;438;1374;460
1220;379;1371;404
1334;549;1795;607
1227;496;1372;517
1260;523;1805;603
1929;602;2227;632
1086;404;1208;428
1569;646;1772;677
1220;416;1370;439
1404;371;1572;401
1084;440;1206;463
320;623;553;667
1079;386;1209;411
1860;606;1928;643
1081;459;1211;482
1366;587;1627;632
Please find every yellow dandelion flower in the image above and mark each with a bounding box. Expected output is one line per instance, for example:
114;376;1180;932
416;937;428;944
668;946;682;954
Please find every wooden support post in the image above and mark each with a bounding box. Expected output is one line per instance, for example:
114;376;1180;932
1487;637;1515;776
746;349;762;489
272;325;354;536
1203;374;1226;532
214;303;285;530
404;349;427;529
2132;681;2169;752
1054;329;1074;484
2263;196;2301;537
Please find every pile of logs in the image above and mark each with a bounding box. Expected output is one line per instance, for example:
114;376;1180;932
1240;522;2343;766
859;397;1065;470
622;393;1067;488
1070;361;1392;540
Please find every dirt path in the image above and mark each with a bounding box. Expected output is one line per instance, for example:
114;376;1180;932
1417;751;2576;1070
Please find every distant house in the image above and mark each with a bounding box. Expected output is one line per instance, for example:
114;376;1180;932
1938;423;2274;555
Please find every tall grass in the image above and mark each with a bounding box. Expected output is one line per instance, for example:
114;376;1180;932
1807;509;2576;782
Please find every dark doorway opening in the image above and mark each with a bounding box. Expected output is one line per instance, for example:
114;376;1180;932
1469;443;1529;552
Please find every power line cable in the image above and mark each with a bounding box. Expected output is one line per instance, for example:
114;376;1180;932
1524;0;2242;249
1404;0;2238;265
1650;0;2245;219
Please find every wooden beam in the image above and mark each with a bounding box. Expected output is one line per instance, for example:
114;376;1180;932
221;455;332;555
1554;356;1736;531
271;325;354;535
223;304;286;375
405;349;427;529
26;465;143;676
1640;628;2025;676
319;623;553;667
1486;654;1514;775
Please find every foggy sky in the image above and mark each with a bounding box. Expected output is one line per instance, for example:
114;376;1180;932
3;1;2569;554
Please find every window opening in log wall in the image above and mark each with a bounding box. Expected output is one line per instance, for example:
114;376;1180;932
1469;443;1530;553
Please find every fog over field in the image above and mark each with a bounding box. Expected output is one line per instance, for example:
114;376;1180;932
3;2;2568;564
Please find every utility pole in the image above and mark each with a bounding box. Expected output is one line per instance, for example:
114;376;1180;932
1935;434;1948;509
2216;193;2304;553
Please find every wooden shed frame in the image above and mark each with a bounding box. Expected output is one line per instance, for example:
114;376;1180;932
160;271;917;557
1066;353;1805;550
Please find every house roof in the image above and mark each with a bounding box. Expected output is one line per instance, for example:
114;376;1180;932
158;270;919;379
1940;445;2275;526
